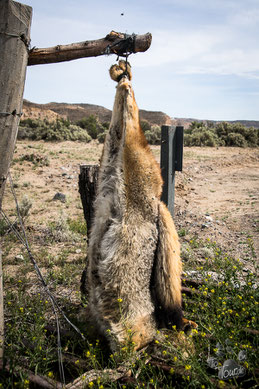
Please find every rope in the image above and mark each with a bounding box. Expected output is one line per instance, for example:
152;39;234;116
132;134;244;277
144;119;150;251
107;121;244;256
1;173;88;384
104;32;136;57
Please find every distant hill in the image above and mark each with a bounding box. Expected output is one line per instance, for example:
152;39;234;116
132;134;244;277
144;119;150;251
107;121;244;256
22;100;172;127
22;100;259;129
171;118;259;129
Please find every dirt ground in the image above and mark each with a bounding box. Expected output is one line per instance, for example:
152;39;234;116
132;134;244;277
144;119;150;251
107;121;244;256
2;141;259;270
174;147;259;269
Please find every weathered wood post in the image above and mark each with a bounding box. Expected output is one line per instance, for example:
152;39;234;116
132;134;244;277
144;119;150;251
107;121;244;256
0;0;32;367
160;125;184;217
78;165;99;239
78;165;99;297
0;250;3;369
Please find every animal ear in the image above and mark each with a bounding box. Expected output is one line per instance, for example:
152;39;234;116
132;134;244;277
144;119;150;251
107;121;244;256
109;60;132;82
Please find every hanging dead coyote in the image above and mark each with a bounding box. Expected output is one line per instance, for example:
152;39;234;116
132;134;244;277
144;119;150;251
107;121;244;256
87;60;190;350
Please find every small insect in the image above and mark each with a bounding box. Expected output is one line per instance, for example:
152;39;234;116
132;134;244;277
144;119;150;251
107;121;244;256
121;12;124;16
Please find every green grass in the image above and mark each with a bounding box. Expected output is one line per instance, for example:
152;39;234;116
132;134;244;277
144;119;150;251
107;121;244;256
1;228;258;388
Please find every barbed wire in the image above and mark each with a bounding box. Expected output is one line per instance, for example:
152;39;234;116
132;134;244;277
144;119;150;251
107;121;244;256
1;172;88;384
0;30;31;51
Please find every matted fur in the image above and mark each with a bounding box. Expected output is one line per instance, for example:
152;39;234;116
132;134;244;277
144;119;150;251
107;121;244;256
87;61;183;350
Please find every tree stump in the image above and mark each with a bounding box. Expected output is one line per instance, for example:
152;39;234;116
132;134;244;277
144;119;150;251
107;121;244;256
78;164;99;297
78;164;99;238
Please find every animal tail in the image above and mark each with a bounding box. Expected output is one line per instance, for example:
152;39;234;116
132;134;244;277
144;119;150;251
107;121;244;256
151;201;183;329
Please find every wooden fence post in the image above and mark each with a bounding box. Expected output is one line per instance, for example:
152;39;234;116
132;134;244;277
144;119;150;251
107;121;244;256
78;165;99;239
0;0;32;368
160;125;184;217
0;250;3;369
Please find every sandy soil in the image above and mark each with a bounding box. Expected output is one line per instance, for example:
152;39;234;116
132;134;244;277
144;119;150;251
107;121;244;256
174;147;259;267
2;142;258;270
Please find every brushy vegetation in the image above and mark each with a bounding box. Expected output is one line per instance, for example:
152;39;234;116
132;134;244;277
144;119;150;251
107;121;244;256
18;118;92;142
18;117;258;147
184;122;258;147
76;116;109;140
1;213;258;388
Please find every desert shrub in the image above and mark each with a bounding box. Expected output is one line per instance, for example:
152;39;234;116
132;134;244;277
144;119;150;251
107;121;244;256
47;213;80;242
215;122;258;147
246;127;259;146
226;132;247;147
17;126;37;140
97;131;108;144
18;117;258;147
215;121;231;138
19;152;50;166
0;218;8;236
19;195;32;220
76;115;106;139
184;121;258;147
199;129;218;146
184;128;218;147
19;118;44;129
145;125;161;145
140;120;151;133
68;124;92;142
18;119;92;142
102;121;110;130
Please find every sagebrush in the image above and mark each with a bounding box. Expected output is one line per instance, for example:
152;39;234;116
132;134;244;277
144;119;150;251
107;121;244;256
18;117;258;147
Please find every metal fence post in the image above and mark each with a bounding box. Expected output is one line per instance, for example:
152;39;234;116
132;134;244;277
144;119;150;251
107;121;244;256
160;125;183;217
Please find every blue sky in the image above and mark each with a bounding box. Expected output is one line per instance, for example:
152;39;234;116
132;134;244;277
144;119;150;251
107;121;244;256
23;0;259;120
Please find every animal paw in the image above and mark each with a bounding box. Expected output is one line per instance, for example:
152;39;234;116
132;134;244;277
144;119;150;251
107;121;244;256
110;60;132;82
182;317;198;334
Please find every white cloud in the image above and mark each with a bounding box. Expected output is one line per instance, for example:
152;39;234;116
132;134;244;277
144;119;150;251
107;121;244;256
131;20;259;79
23;0;259;120
229;8;259;26
132;29;221;66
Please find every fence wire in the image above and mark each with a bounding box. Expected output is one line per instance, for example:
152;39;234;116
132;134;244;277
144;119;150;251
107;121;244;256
1;172;87;385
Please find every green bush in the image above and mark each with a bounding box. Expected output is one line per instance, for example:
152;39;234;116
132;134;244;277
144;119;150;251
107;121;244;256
184;128;218;147
227;132;247;147
18;117;258;147
97;131;108;144
18;119;92;142
76;115;107;139
241;126;258;146
140;120;151;133
145;125;161;145
184;121;258;147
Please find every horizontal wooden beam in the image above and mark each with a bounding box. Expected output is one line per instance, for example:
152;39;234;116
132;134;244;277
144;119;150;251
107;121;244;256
28;30;152;66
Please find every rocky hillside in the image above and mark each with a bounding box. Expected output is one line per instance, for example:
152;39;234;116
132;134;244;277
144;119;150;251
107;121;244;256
22;100;171;126
22;100;64;121
22;100;259;129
